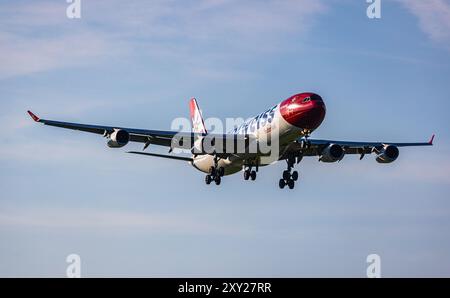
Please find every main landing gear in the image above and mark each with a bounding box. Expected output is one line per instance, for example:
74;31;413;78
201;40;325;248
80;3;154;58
243;167;257;181
205;156;225;186
279;155;300;190
243;161;258;182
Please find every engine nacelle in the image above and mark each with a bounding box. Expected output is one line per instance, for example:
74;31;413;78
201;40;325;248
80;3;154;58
376;145;399;163
320;144;345;163
107;129;130;148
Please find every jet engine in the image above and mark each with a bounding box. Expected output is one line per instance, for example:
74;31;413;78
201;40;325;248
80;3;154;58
320;144;345;162
375;145;399;163
107;129;130;148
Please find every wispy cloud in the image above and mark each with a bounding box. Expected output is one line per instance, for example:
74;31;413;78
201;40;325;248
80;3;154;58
0;0;327;79
397;0;450;48
0;1;127;79
0;31;124;79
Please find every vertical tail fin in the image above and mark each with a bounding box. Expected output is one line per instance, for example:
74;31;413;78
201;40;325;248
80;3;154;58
189;98;207;134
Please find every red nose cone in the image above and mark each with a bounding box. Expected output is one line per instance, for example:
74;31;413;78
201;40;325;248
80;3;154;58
280;93;326;130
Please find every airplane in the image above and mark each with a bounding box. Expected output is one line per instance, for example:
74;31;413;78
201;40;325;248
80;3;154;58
27;92;434;189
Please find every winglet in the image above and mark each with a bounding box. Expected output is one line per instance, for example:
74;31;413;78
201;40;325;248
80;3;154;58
27;110;40;122
429;134;435;145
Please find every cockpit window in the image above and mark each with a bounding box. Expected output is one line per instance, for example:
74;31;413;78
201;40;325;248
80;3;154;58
302;96;311;103
310;94;323;102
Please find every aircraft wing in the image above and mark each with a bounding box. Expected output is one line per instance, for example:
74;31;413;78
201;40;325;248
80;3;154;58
27;110;188;147
283;135;434;158
26;111;249;152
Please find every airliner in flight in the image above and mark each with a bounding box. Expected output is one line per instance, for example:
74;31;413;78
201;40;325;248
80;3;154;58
27;92;434;189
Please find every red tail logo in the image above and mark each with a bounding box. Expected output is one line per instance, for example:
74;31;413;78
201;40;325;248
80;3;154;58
189;98;207;134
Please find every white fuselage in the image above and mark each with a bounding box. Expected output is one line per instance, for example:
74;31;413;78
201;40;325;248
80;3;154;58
191;103;305;175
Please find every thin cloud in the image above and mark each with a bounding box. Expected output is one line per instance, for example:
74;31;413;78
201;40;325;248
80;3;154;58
0;0;327;79
0;31;125;79
397;0;450;48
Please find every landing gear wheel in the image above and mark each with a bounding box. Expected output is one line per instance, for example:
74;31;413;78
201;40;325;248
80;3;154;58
282;170;291;181
218;167;225;177
205;175;212;185
250;170;257;181
287;179;295;189
244;170;250;180
291;171;298;181
214;175;221;185
279;179;286;189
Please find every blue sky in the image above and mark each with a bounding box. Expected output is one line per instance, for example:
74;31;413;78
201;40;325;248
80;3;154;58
0;0;449;277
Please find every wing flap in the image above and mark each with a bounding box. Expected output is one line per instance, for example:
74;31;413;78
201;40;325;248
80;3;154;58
128;151;193;161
